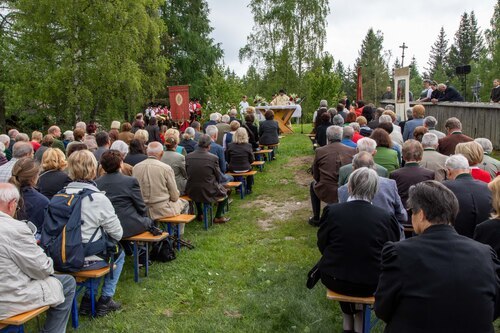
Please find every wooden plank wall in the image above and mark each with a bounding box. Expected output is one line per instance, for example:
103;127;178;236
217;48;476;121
381;101;500;149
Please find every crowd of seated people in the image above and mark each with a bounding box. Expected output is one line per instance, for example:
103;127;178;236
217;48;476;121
309;100;499;333
0;106;283;330
1;99;498;332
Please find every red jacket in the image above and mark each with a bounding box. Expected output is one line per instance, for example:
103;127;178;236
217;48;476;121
471;168;491;183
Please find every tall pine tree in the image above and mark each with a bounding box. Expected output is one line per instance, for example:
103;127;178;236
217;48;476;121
355;28;390;103
478;0;500;101
447;11;484;74
426;27;449;78
160;0;223;100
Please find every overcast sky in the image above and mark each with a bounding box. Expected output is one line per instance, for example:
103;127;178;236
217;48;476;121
208;0;496;77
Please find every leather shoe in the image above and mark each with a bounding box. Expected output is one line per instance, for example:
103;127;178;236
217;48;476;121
308;217;320;227
213;217;231;224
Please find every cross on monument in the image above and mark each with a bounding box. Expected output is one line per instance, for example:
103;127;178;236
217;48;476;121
399;42;408;67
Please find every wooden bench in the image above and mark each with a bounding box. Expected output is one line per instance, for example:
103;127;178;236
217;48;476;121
326;289;375;333
157;214;196;244
0;306;50;333
251;160;265;172
226;170;257;198
224;181;243;200
65;265;112;327
123;231;169;282
254;149;273;162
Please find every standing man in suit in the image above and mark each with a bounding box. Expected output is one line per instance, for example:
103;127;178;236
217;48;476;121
375;180;500;333
442;154;492;238
338;152;407;229
419;133;448;181
185;135;230;224
437;117;473;156
309;126;355;226
390;140;435;209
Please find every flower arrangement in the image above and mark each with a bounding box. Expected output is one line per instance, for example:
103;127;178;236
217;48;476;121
253;95;268;106
289;93;301;104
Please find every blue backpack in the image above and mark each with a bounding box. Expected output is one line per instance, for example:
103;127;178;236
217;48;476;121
41;188;108;272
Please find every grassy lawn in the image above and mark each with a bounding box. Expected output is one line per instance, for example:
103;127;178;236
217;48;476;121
23;125;498;332
28;124;350;332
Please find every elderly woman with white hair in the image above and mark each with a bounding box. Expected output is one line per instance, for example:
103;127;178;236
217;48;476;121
317;167;400;333
475;138;499;179
178;127;197;154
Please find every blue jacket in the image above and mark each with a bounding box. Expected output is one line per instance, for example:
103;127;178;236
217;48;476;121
208;141;227;173
402;118;424;141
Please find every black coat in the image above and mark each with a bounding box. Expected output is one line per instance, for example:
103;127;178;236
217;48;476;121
389;163;435;208
145;124;162;143
37;170;72;200
259;120;279;145
315;124;329;147
124;153;148;167
226;142;254;172
375;224;500;333
95;172;153;238
475;218;500;259
185;148;226;203
244;122;259;149
438;86;464;102
443;173;492;238
178;139;197;154
317;201;400;286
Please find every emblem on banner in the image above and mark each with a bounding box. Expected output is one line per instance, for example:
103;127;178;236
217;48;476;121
175;93;183;106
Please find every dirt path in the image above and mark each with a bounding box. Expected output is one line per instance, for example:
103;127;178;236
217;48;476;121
242;155;314;230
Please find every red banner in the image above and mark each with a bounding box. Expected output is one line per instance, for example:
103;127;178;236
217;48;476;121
356;67;363;101
168;85;190;121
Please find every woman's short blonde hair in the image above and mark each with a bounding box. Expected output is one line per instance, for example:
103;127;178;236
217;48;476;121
232;127;249;144
455;141;484;166
356;116;367;126
489;176;500;219
230;120;240;131
31;131;43;142
165;128;180;144
134;129;149;144
67;150;97;181
41;148;67;171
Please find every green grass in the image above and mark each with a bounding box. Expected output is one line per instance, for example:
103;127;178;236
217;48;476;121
26;124;350;333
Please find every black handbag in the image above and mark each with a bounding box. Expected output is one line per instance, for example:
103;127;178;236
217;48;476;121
150;237;176;262
306;262;321;289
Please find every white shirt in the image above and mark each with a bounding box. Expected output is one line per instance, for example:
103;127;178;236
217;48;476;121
239;101;249;115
